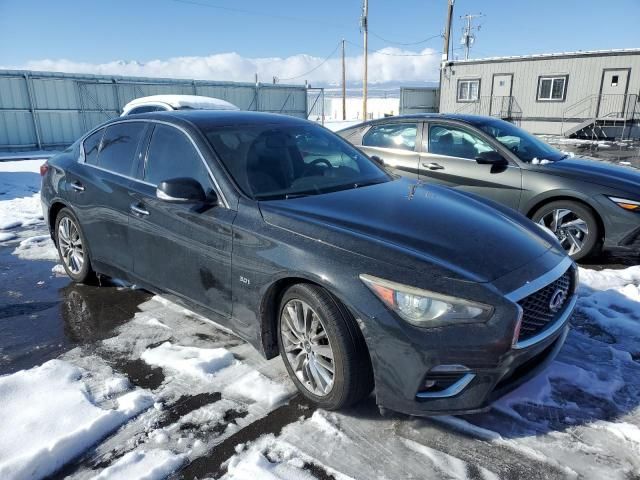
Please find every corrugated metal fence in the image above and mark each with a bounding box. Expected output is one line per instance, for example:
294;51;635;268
0;70;309;151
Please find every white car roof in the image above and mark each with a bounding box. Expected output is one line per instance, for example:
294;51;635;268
122;95;240;114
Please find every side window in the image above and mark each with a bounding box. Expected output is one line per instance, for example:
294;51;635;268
362;123;417;151
97;122;146;176
83;129;104;165
144;125;210;189
429;124;496;161
457;79;480;102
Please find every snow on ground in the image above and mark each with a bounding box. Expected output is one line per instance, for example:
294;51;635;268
12;234;58;261
0;360;153;480
0;159;55;259
93;449;186;480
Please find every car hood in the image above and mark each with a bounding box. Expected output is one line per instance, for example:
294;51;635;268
259;178;555;283
528;157;640;193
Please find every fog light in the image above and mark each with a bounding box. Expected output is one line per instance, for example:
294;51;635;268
423;379;437;389
416;370;476;399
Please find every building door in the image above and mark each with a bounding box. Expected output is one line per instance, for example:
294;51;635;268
490;74;513;117
598;69;630;118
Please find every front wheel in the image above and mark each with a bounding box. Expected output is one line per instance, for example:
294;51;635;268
532;200;600;261
278;284;373;410
54;208;96;283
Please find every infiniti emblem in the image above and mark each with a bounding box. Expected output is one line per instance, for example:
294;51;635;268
549;288;567;312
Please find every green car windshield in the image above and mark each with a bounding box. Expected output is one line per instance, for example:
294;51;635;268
470;117;566;162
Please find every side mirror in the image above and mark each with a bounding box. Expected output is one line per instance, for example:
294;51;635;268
475;151;508;166
370;155;385;167
156;177;212;204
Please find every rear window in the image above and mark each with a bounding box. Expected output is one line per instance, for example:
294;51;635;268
362;123;417;151
83;129;104;165
97;122;146;176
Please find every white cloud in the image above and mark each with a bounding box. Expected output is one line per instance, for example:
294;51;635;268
11;47;440;86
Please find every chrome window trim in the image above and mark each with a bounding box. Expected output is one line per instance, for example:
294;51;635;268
513;293;576;350
415;373;476;399
78;118;230;209
83;162;156;187
421;151;520;167
505;256;574;303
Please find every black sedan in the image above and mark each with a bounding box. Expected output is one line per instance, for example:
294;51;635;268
41;111;576;416
339;114;640;260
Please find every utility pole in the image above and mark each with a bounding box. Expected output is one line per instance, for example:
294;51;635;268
442;0;455;64
361;0;368;121
341;39;346;120
460;12;483;60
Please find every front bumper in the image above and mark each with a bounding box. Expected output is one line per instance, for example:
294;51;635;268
360;256;576;417
593;194;640;250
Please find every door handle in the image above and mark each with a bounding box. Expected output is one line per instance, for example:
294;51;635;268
130;204;150;216
71;181;85;192
423;162;444;170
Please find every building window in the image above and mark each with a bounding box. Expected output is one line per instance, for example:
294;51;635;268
611;75;619;87
457;79;480;102
537;75;568;101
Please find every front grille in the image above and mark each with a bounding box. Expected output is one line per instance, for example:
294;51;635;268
517;267;575;342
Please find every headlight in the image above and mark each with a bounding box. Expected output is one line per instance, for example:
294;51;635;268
360;274;493;327
608;196;640;212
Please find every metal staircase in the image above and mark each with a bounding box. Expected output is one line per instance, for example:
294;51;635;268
455;96;522;124
561;94;639;140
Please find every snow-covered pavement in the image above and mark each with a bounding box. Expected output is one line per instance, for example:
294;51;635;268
2;158;640;479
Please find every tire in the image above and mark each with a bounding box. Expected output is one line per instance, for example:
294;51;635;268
531;200;600;261
54;208;96;284
277;283;374;410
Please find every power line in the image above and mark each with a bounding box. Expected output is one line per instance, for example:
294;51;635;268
170;0;350;29
276;42;341;82
368;31;442;47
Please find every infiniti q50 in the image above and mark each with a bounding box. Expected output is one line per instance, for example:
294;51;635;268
40;111;577;415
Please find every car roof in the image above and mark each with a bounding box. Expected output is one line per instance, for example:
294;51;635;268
108;109;312;129
340;113;498;129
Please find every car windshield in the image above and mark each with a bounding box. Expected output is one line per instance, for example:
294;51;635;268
202;123;391;200
470;117;566;163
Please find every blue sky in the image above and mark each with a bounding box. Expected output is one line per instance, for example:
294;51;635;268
1;0;638;84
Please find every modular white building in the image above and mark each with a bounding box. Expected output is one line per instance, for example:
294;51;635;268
439;49;640;139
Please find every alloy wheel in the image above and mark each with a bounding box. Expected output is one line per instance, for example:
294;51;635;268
538;208;589;256
281;299;335;396
58;216;85;274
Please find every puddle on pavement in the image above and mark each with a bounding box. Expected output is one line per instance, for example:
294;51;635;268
0;244;151;375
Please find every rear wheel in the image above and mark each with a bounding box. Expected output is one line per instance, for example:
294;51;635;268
54;208;96;283
532;200;600;261
278;283;373;410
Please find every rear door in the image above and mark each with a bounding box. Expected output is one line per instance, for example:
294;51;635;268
359;121;421;178
419;122;522;209
490;74;513;116
72;121;147;273
127;123;235;318
598;69;630;118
